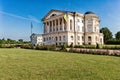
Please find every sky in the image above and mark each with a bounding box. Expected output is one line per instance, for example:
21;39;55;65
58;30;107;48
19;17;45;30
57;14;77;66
0;0;120;41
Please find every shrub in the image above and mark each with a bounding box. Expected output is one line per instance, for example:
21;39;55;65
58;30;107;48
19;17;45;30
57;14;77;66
106;40;120;45
60;44;67;51
21;44;33;49
70;43;74;48
96;44;102;49
74;45;96;49
103;45;120;50
48;44;56;51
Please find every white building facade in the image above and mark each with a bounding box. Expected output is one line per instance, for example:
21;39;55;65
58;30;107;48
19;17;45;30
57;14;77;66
30;33;43;46
42;9;104;46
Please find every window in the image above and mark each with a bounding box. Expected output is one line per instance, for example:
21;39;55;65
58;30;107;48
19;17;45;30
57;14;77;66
59;43;61;45
60;18;63;30
88;36;91;41
88;42;91;45
70;20;72;30
64;19;66;30
51;14;56;17
78;36;80;41
100;38;102;44
87;26;92;32
82;36;84;41
96;36;98;41
60;18;62;25
50;21;52;32
78;26;80;31
87;19;92;24
60;25;62;30
82;26;84;32
44;38;45;42
77;19;80;22
95;27;96;32
56;19;58;26
71;36;73;40
59;36;61;41
63;36;65;41
82;20;84;23
55;37;58;41
49;37;51;40
47;22;49;26
53;20;55;31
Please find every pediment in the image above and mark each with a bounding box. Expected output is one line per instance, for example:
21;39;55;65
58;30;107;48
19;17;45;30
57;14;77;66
42;10;65;21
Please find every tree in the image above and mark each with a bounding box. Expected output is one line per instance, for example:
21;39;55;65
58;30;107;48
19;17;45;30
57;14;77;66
100;27;113;43
115;31;120;40
18;39;23;44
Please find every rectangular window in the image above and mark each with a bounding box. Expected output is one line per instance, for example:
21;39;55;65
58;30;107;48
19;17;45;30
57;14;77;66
82;36;84;41
78;36;80;41
63;36;65;41
82;26;84;32
70;20;72;30
59;36;61;41
82;20;84;23
49;37;51;40
78;26;80;31
71;36;73;41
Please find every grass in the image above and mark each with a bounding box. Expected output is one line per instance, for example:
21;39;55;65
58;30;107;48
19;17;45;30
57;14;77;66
0;49;119;80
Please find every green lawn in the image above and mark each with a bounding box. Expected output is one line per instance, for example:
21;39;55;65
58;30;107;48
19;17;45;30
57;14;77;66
0;49;119;80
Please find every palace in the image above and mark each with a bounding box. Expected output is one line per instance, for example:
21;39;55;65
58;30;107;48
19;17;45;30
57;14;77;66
31;9;104;46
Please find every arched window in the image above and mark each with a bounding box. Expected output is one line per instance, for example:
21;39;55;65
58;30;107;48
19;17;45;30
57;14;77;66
88;36;91;41
51;14;56;17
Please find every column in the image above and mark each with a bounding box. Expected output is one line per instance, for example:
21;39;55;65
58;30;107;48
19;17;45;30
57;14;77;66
52;20;53;32
62;18;64;31
58;18;60;31
55;19;56;32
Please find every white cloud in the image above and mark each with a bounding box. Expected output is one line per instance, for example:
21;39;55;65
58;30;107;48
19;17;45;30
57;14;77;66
0;10;41;23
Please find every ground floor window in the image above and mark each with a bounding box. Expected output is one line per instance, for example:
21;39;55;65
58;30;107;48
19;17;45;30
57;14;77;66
88;42;91;45
88;36;91;41
71;36;73;41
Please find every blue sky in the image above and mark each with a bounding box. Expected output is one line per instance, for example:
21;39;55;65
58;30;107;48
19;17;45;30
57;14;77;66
0;0;120;41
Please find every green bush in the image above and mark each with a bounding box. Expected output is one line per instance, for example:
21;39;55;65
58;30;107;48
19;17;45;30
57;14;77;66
103;45;120;50
106;40;120;45
70;43;74;48
60;44;67;51
96;44;102;49
21;44;33;49
48;44;56;51
74;45;96;49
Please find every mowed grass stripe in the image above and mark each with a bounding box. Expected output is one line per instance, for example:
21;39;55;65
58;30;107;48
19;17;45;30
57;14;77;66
0;49;119;80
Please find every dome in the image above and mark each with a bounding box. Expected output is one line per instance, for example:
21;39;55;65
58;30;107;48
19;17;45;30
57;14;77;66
85;11;95;15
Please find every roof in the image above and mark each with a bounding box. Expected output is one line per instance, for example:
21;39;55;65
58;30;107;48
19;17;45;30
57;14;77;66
31;33;42;37
42;9;80;21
